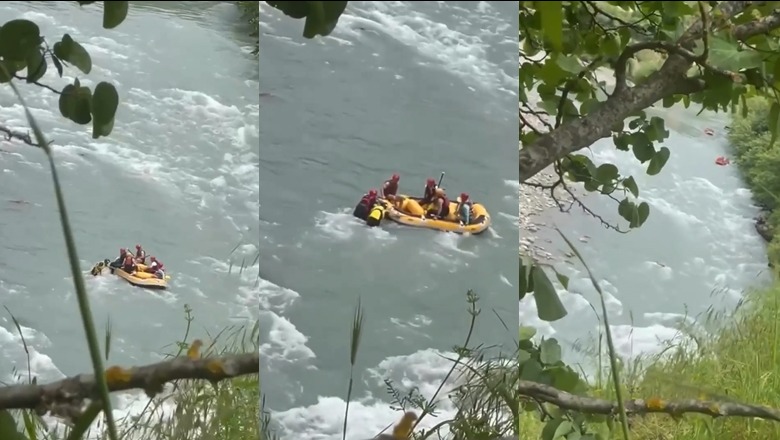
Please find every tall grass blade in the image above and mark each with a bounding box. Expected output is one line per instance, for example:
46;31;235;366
555;226;631;439
3;70;119;440
343;298;364;440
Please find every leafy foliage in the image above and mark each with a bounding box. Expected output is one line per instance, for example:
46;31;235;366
265;1;348;39
0;2;126;141
520;1;780;234
237;1;260;55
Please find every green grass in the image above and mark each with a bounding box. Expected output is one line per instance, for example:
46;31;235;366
521;281;780;440
5;306;259;440
260;292;520;440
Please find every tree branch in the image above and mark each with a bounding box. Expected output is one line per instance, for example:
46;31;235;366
520;379;780;421
0;352;258;412
519;0;779;182
0;124;45;148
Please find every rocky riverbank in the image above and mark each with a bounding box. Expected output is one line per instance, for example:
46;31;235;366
519;166;573;262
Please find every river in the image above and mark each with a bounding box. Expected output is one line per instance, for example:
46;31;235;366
0;0;259;422
520;103;771;368
259;1;518;438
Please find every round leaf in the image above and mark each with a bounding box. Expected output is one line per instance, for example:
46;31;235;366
540;338;562;364
0;19;42;61
647;146;671;176
92;81;119;138
519;325;537;341
595;163;619;183
103;1;129;29
623;176;639;198
25;49;47;83
59;83;93;125
53;34;92;74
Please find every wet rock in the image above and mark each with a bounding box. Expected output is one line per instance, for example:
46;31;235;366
755;210;773;242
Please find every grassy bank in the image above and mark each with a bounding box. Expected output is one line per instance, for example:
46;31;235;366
523;283;780;439
6;306;259;440
522;98;780;438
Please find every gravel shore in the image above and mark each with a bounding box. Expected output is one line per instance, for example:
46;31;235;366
519;166;567;261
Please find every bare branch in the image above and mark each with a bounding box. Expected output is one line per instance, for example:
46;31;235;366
520;379;780;421
0;352;258;412
0;124;44;148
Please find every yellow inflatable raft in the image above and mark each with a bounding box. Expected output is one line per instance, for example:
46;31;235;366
380;194;491;235
110;263;169;289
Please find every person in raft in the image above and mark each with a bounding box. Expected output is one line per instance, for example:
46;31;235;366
382;173;400;201
122;252;137;274
111;248;131;268
145;256;165;279
353;189;378;220
456;192;473;226
426;187;450;220
420;178;438;205
134;244;147;264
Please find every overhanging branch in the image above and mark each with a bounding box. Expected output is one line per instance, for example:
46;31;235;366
0;352;258;412
520;379;780;421
519;1;780;182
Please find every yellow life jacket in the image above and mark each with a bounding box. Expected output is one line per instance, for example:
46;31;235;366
368;204;385;221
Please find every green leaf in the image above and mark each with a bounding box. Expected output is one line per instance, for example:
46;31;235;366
554;270;569;289
0;410;26;440
91;81;119;139
53;34;92;74
537;2;563;52
0;19;42;61
103;1;129;29
618;198;633;222
623;176;639;197
532;268;567;322
25;49;46;83
773;57;780;90
540;338;562;364
541;418;564;440
553;420;574;439
59;82;93;125
267;1;347;39
21;411;35;440
646;146;671;175
631;132;655;162
770;101;780;147
637;201;650;226
556;54;583;74
595;163;619;183
706;36;764;72
519;325;537;341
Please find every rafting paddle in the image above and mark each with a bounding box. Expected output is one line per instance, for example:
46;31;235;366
437;171;445;188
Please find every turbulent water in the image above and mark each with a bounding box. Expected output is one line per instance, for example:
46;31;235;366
520;104;771;367
259;1;518;438
0;0;259;421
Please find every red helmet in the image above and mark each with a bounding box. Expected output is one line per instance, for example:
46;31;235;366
135;244;141;250
426;178;435;186
368;189;377;197
460;192;469;201
391;173;400;182
151;256;157;262
120;248;126;253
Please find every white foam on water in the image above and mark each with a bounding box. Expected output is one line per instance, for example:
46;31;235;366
259;2;517;437
0;2;260;435
520;88;770;373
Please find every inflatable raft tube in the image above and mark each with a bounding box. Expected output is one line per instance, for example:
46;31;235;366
380;194;491;235
110;264;169;289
